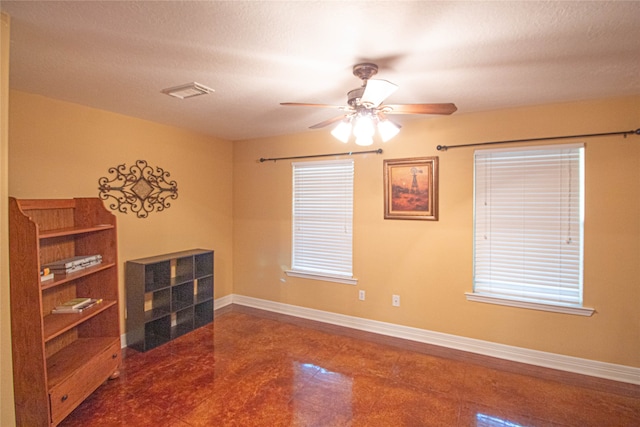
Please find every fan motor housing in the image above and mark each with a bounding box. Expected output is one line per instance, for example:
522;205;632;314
347;87;365;107
353;63;378;81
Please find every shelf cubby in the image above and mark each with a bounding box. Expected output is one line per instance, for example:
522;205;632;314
194;299;214;329
171;307;195;339
195;251;214;279
195;276;214;304
144;261;170;292
172;281;194;312
144;316;172;350
144;288;171;322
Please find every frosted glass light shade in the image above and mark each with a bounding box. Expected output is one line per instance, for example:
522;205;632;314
331;120;352;143
377;119;400;142
353;115;375;139
355;135;373;146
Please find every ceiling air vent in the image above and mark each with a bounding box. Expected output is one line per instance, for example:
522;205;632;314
161;82;214;99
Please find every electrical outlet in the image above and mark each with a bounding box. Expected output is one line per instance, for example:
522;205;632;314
392;294;400;307
358;290;365;301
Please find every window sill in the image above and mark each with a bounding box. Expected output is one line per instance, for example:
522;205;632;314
465;292;595;316
285;270;358;285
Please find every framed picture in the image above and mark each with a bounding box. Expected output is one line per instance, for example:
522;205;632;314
384;156;438;221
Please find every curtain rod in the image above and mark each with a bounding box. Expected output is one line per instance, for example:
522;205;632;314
436;128;640;151
259;148;383;163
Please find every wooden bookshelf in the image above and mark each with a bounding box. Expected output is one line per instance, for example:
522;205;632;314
8;197;122;426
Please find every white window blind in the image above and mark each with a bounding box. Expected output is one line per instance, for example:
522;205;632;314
291;159;354;280
473;144;584;308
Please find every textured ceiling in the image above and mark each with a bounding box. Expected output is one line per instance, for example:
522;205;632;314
2;1;639;141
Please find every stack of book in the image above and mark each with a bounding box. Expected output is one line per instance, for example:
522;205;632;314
51;297;102;314
40;267;54;282
43;254;102;275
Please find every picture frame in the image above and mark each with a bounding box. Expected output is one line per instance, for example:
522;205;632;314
384;156;438;221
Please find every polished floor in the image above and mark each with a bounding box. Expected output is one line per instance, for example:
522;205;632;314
60;305;640;427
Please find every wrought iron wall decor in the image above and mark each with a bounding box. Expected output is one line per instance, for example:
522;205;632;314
98;160;178;218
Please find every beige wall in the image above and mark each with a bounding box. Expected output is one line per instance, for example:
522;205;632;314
4;83;639;401
8;91;235;335
1;12;16;427
233;95;640;367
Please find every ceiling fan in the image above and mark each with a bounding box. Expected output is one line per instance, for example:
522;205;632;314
281;63;457;145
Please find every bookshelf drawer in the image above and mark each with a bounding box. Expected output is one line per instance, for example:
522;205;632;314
49;340;120;425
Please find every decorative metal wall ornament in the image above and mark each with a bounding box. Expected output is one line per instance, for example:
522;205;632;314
98;160;178;218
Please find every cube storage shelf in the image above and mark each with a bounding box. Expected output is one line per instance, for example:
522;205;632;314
126;249;214;352
8;198;122;427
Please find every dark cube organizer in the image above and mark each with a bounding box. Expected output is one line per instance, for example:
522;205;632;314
126;249;214;352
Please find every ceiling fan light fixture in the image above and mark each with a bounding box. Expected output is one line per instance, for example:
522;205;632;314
329;111;399;145
282;63;456;144
377;119;401;142
331;119;353;143
161;82;214;99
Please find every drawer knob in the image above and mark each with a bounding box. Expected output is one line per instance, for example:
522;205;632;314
61;394;68;402
112;353;118;359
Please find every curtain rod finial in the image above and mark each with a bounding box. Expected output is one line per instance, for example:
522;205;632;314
437;145;448;151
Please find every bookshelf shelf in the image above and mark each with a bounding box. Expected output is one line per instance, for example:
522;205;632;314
46;337;119;388
43;299;118;342
39;224;115;239
9;197;122;427
126;249;214;352
40;262;116;290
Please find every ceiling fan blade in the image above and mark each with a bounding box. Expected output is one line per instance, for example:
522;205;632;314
384;103;458;115
377;112;402;128
280;102;344;109
309;115;347;129
361;79;398;107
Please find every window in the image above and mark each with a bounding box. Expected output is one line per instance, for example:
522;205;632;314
468;143;593;316
286;159;356;285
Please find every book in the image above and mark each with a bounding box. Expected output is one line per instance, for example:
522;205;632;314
51;298;102;314
40;272;54;282
56;297;92;310
48;259;102;274
43;254;102;271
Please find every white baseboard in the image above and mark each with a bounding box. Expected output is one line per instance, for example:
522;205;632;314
214;294;233;310
227;294;640;385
